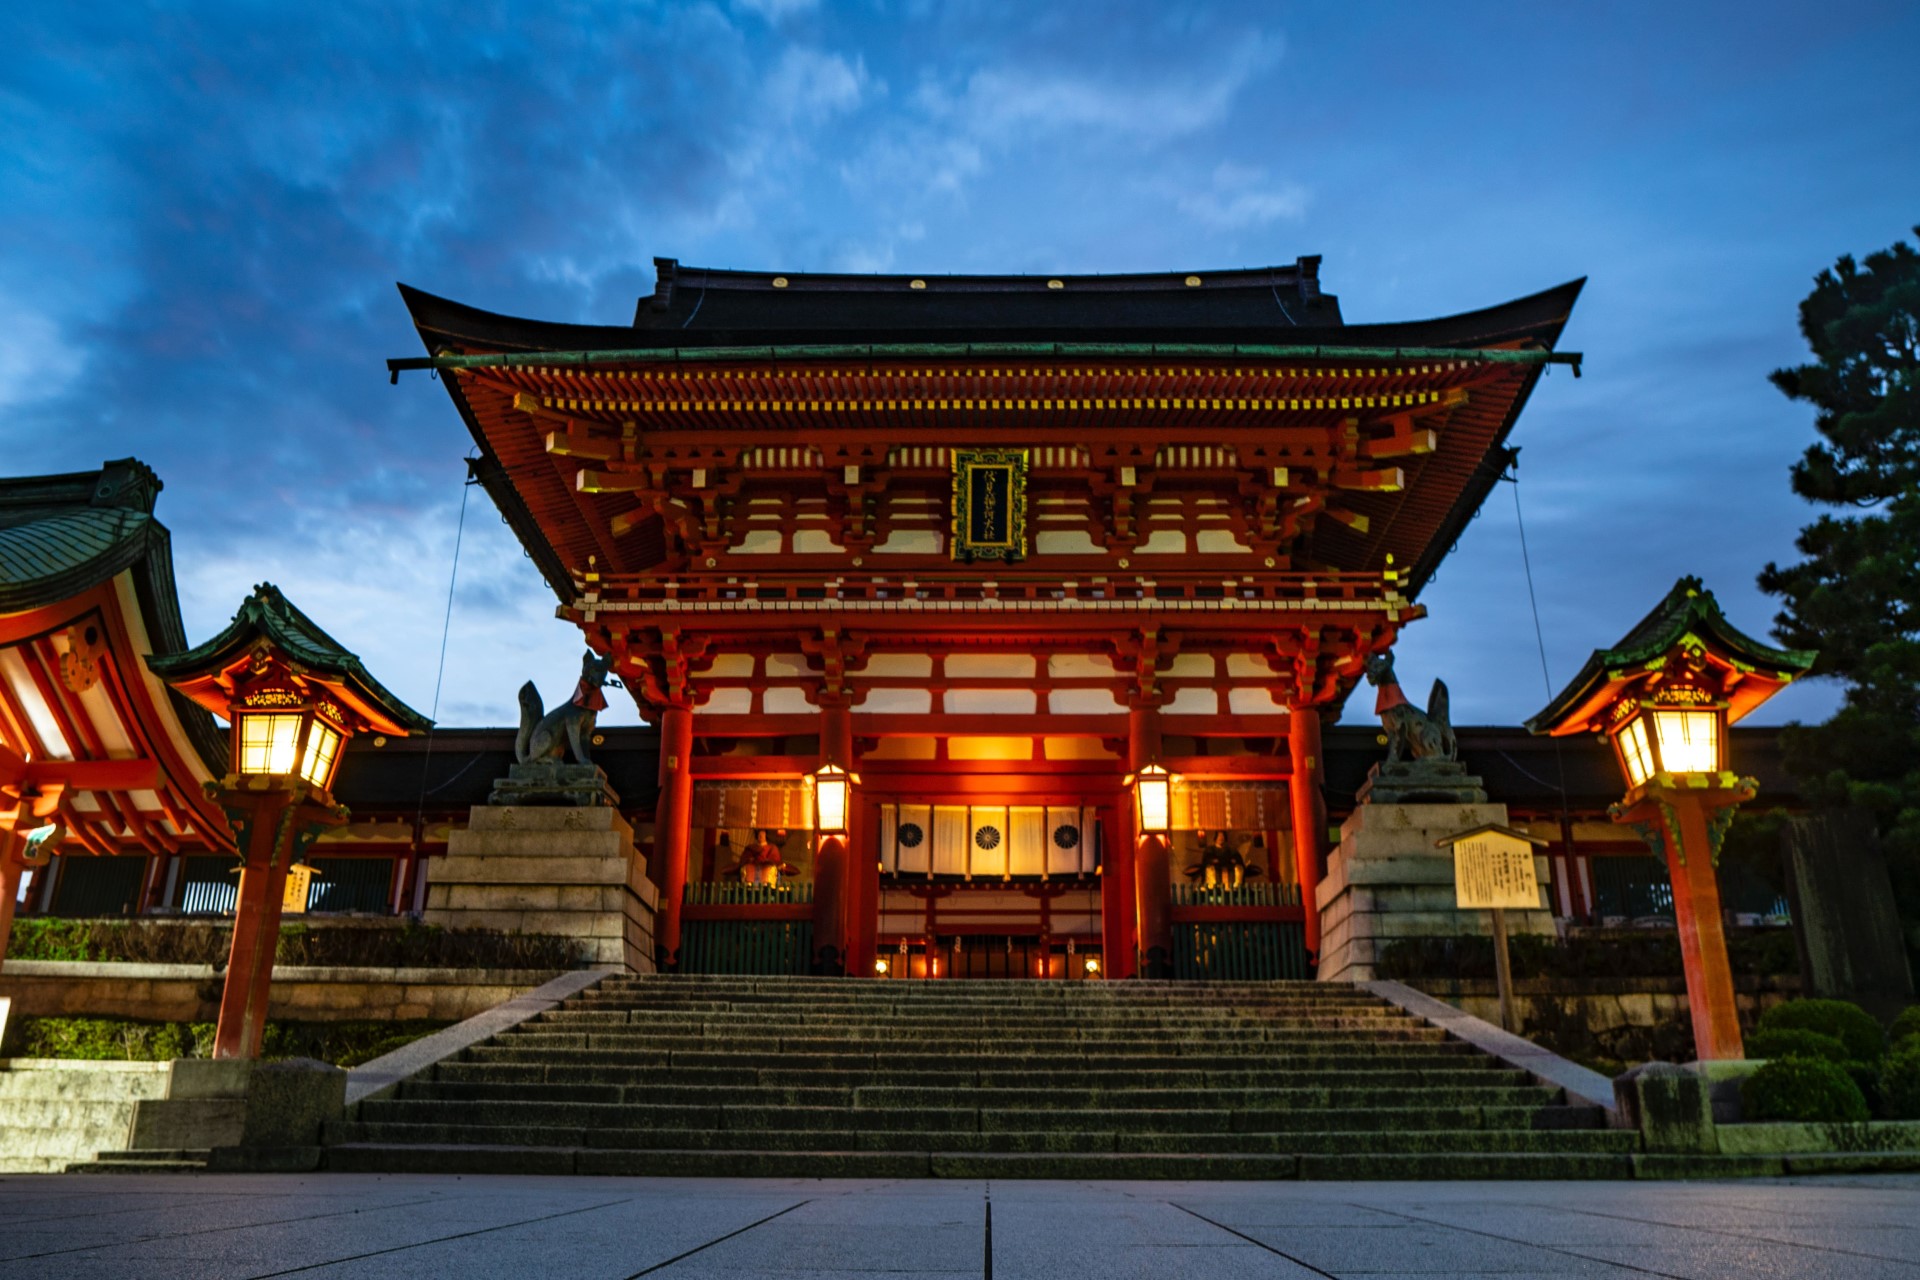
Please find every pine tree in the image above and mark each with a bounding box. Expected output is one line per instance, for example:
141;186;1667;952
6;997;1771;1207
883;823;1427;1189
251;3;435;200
1759;226;1920;965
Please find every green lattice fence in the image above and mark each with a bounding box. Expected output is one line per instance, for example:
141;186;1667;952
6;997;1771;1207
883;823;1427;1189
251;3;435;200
679;881;815;975
1170;882;1308;980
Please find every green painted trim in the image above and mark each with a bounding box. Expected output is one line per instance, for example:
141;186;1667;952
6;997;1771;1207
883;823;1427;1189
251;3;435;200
391;342;1581;375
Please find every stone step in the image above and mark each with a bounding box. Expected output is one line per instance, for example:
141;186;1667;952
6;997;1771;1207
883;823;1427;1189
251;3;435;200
325;1119;1633;1156
0;1061;172;1101
458;1046;1467;1073
427;1059;1503;1090
354;1097;1561;1134
486;1030;1452;1054
397;1072;1538;1109
320;1143;1639;1180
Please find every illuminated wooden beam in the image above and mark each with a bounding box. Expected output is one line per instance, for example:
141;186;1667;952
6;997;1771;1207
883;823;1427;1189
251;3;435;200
1363;426;1438;459
575;469;653;495
1330;466;1404;492
545;426;619;462
1325;508;1370;535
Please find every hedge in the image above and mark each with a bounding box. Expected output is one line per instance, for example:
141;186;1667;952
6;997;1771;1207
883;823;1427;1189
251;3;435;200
1740;1058;1871;1123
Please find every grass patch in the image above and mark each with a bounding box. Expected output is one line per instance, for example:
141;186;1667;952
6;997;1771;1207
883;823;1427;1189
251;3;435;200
6;918;580;970
2;1016;449;1068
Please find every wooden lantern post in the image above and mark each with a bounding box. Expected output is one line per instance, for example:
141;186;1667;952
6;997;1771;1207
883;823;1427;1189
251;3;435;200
149;585;429;1058
1527;578;1813;1061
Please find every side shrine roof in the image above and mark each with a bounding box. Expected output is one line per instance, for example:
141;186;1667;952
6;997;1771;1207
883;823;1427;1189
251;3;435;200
149;584;433;736
0;458;225;775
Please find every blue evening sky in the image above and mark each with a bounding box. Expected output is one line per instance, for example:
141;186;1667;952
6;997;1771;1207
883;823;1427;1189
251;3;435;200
3;2;1916;730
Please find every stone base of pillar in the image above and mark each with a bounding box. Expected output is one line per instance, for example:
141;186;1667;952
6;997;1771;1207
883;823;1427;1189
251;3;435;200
1315;801;1556;984
426;805;657;972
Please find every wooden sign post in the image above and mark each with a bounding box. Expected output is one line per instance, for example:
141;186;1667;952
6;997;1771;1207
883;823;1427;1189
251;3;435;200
1439;825;1547;1031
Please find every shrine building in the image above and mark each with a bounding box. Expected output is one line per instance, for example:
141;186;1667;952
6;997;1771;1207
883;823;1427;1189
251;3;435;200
394;256;1586;981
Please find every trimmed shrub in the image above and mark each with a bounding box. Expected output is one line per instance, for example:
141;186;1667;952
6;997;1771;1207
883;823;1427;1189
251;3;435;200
1891;1005;1920;1050
5;918;580;970
1740;1058;1870;1123
1756;999;1886;1062
2;1016;446;1066
1744;1027;1850;1063
1882;1040;1920;1120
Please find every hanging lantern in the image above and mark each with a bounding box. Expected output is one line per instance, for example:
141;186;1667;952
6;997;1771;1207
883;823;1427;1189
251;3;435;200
812;762;854;835
1129;762;1174;836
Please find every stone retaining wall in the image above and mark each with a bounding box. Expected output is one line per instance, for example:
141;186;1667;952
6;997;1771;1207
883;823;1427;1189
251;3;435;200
0;962;565;1024
1417;975;1802;1063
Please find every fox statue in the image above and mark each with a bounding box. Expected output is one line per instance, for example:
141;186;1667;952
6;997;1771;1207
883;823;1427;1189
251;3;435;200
1362;651;1457;764
516;650;617;768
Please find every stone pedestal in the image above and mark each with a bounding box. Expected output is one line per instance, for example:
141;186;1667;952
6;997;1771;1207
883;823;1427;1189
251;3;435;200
1315;801;1555;983
426;806;657;973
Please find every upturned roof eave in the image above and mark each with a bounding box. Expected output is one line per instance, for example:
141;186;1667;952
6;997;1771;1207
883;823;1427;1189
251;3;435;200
149;586;432;736
1526;579;1816;735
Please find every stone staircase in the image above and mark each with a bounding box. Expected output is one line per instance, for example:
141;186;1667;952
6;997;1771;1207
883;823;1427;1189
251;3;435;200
324;976;1637;1178
0;1059;171;1173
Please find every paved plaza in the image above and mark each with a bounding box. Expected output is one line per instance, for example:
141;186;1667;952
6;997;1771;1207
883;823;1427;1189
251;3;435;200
1;1174;1917;1278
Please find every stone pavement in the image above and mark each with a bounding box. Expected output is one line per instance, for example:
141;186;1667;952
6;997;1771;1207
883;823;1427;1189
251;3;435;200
1;1173;1917;1278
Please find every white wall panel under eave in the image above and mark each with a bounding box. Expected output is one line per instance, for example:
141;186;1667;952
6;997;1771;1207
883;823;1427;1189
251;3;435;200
1136;529;1189;553
762;687;814;715
698;688;754;715
946;654;1035;678
1034;530;1104;555
1046;654;1116;679
1161;687;1219;716
765;653;819;677
732;529;783;554
1228;686;1289;715
857;688;933;715
698;654;756;678
874;529;944;554
945;689;1039;715
862;654;934;677
1194;529;1252;553
791;529;844;554
1048;688;1126;715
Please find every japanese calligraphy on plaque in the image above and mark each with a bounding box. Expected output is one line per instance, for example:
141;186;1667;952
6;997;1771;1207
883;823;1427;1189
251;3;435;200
1446;827;1543;910
951;449;1028;562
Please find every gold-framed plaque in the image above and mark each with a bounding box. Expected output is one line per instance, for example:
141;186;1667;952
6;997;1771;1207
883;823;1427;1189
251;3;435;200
951;449;1028;562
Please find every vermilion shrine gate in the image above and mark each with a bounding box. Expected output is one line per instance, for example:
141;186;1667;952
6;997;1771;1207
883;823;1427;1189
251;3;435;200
398;257;1582;979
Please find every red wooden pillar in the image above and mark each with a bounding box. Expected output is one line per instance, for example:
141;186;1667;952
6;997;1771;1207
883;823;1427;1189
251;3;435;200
1100;798;1137;979
812;703;852;975
1619;789;1745;1060
1130;704;1173;978
654;703;695;971
1286;704;1328;964
210;787;342;1059
846;796;878;978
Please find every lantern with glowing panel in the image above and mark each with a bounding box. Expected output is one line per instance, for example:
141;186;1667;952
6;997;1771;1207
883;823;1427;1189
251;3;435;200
812;761;857;835
1129;762;1174;837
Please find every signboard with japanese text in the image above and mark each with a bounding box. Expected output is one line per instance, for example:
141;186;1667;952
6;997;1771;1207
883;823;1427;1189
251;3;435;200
1451;829;1540;910
951;450;1028;561
282;862;314;914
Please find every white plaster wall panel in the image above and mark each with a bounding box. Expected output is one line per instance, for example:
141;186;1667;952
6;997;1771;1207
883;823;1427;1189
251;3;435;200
1136;529;1188;553
732;529;783;554
1195;529;1252;553
765;653;819;677
1034;530;1104;555
791;529;843;553
857;688;933;715
1226;654;1273;678
863;654;934;677
762;687;815;715
1048;688;1126;715
75;681;136;755
946;654;1035;678
875;529;944;554
696;654;756;678
1160;654;1213;677
698;688;754;715
945;689;1039;714
1043;737;1120;759
1161;686;1219;716
1047;654;1116;679
1229;686;1289;715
